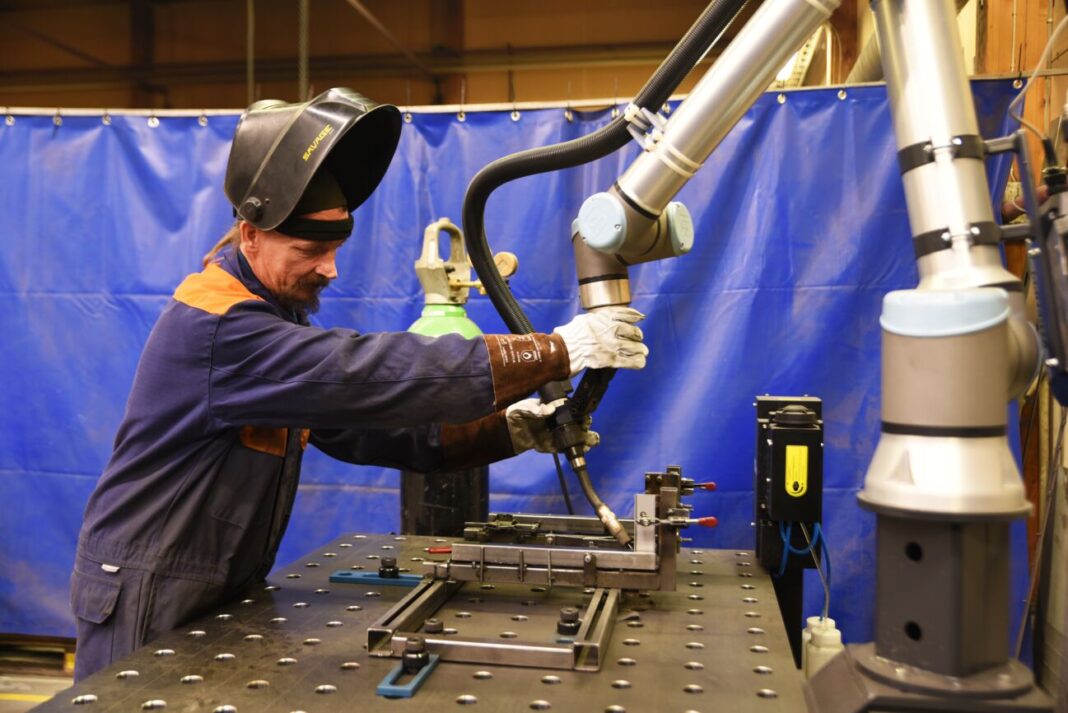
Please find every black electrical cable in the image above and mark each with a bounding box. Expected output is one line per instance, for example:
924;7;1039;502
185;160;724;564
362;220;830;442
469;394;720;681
461;0;749;528
552;452;575;516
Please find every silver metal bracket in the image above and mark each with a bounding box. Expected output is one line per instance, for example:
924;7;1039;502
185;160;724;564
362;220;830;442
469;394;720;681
367;581;620;672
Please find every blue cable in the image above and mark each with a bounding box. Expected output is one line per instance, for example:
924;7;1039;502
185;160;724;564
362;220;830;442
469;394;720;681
775;521;793;578
775;521;829;581
782;521;821;556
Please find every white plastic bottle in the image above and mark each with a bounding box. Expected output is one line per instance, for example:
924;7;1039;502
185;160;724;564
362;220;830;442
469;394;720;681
803;616;844;678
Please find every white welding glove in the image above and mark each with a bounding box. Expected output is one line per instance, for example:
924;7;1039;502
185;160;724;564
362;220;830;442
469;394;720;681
506;398;600;454
553;306;649;377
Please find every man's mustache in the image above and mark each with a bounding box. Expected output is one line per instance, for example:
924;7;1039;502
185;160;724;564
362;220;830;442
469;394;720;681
297;274;331;292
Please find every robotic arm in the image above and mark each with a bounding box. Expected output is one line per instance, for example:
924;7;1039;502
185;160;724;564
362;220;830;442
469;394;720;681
462;0;1059;706
463;0;840;545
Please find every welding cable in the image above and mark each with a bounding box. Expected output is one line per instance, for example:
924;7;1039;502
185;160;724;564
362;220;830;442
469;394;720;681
461;0;749;534
552;452;576;515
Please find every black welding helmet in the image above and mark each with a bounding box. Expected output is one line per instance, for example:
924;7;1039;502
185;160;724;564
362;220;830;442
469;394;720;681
224;87;402;231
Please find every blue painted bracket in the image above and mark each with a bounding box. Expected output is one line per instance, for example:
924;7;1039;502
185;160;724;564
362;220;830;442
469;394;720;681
329;570;423;587
376;654;441;698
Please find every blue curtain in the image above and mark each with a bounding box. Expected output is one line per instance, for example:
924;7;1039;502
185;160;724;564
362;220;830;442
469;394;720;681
0;80;1021;646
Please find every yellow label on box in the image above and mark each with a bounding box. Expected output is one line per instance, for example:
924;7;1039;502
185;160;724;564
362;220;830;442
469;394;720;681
785;445;808;498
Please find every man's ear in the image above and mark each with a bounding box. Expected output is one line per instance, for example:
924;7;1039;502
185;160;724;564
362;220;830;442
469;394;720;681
238;221;258;255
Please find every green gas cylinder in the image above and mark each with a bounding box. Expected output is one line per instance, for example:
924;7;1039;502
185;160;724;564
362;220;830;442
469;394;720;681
400;218;517;537
408;304;482;339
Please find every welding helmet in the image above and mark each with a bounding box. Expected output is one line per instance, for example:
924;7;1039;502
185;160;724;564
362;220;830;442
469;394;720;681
224;87;402;231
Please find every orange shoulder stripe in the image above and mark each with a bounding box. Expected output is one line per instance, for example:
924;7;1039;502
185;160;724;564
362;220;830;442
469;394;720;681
173;263;265;315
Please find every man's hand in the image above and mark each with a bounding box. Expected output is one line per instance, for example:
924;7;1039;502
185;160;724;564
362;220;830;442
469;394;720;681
553;306;649;377
505;398;600;454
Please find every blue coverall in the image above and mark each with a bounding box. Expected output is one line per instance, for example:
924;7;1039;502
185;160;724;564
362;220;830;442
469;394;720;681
71;246;568;680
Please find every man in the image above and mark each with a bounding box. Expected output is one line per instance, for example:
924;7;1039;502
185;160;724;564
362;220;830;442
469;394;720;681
70;88;648;680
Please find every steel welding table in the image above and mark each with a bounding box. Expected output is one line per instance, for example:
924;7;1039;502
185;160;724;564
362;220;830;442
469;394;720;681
38;534;804;711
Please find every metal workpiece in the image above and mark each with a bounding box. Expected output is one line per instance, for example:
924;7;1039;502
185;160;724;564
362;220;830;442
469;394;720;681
42;535;805;711
612;0;838;223
861;288;1030;517
375;587;620;672
443;476;686;592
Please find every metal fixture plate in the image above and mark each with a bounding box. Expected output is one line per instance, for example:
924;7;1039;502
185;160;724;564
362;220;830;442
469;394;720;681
40;535;804;711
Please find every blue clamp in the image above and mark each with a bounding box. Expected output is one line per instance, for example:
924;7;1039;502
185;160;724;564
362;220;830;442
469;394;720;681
376;654;441;698
329;570;423;587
